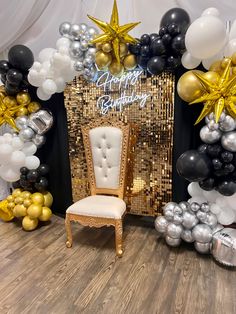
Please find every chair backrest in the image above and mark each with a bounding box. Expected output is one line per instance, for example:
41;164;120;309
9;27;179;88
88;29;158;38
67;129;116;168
81;118;130;199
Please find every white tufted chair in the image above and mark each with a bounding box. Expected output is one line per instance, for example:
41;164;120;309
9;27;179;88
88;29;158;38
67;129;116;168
65;118;130;257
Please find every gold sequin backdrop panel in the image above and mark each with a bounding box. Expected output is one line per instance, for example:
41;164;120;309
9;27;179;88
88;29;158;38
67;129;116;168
64;72;175;216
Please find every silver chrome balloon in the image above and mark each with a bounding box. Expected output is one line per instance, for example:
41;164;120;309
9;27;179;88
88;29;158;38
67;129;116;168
69;41;83;59
85;47;96;59
200;202;210;212
173;214;183;225
167;223;183;239
179;201;190;212
192;224;212;243
181;229;194;243
80;40;89;51
74;60;84;72
87;26;98;39
200;125;222;144
83;56;94;68
28;110;53;135
221;131;236;152
173;205;183;216
15;116;29;130
59;22;71;38
165;235;181;247
154;216;168;233
70;24;81;40
164;210;174;221
211;228;236;266
190;202;200;212
205;213;218;228
194;241;210;254
219;115;235;132
208;120;219;131
182;211;199;229
19;127;35;141
79;23;88;34
196;210;207;223
32;134;46;148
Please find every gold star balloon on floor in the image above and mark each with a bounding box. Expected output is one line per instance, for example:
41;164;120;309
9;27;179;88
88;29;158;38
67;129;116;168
88;0;139;75
189;58;236;124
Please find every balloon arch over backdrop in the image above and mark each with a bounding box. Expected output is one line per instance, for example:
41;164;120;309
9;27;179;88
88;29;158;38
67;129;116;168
0;2;235;266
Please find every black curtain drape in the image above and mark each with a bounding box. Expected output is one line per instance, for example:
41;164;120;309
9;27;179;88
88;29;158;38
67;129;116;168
30;67;203;216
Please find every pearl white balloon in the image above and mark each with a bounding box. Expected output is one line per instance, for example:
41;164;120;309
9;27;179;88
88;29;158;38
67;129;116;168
42;79;57;95
56;37;71;49
0;165;20;182
31;61;42;71
185;15;227;59
201;7;220;17
11;137;24;150
210;203;221;215
9;151;26;167
187;182;203;197
55;77;66;92
224;39;236;56
202;189;219;203
181;51;201;69
0;144;13;164
39;48;56;63
217;208;235;225
36;87;51;101
25;156;40;170
21;142;37;156
3;133;13;143
202;49;224;70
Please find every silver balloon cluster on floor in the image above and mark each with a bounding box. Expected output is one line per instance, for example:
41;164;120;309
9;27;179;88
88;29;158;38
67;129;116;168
155;201;222;253
59;22;98;81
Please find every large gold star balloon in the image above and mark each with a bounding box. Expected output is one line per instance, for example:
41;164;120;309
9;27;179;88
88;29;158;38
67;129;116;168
88;0;140;64
190;59;236;124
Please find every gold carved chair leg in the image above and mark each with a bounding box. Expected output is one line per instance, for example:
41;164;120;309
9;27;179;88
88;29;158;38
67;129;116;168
115;219;123;257
65;214;73;248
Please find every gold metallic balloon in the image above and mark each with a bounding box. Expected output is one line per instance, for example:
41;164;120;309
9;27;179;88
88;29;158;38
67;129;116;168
108;60;124;77
27;102;41;113
96;42;103;50
21;191;31;199
231;52;236;66
27;204;42;218
0;200;14;222
119;43;128;58
39;207;52;221
232;66;236;75
177;70;205;103
209;60;222;73
31;192;44;205
12;189;22;198
23;199;32;208
7;195;14;202
16;107;28;117
221;57;231;69
123;54;137;70
43;191;53;207
7;201;15;210
202;71;220;85
16;92;31;105
13;204;27;217
102;42;112;53
95;51;112;70
14;196;24;204
3;96;17;108
22;216;38;231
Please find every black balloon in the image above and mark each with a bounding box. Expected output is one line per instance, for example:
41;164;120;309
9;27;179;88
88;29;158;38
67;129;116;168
140;34;150;45
147;56;165;75
223;163;235;173
38;164;50;176
5;81;19;96
162;33;172;46
0;60;11;75
140;45;150;57
221;151;233;163
6;69;23;86
207;144;222;158
137;55;149;69
129;43;141;55
176;150;212;182
212;159;222;170
199;177;215;191
150;38;166;56
167;23;180;36
20;167;29;175
35;177;48;192
27;170;39;183
198;144;208;154
160;8;190;33
8;45;34;72
150;33;160;42
12;180;21;189
171;34;186;54
1;74;6;84
218;180;236;196
159;26;168;37
166;55;181;69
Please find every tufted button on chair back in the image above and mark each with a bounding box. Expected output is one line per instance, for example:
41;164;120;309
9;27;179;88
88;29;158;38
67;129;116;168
89;127;122;190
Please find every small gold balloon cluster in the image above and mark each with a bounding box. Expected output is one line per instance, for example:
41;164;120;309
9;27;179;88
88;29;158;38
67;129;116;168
0;87;41;130
0;189;53;231
95;42;137;76
178;53;236;124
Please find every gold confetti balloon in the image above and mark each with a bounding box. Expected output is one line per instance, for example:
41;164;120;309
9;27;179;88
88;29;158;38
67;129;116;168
39;207;52;222
22;216;38;231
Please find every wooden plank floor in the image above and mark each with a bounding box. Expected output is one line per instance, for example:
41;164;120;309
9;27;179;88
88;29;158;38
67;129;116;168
0;215;235;314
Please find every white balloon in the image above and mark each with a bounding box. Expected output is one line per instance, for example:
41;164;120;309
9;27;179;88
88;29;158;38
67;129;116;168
3;133;13;144
21;142;37;156
39;48;56;63
229;20;236;40
224;39;236;56
42;79;57;95
55;77;66;92
28;69;46;87
0;144;13;164
0;136;5;144
56;37;71;49
9;151;26;167
210;203;221;215
11;137;24;150
187;182;203;197
201;7;220;17
0;165;20;182
218;208;235;225
36;87;51;101
31;61;42;71
61;61;76;81
185;15;227;59
51;52;71;70
202;49;224;69
25;156;40;170
188;196;207;204
216;197;227;208
202;189;220;203
181;51;201;69
225;194;236;209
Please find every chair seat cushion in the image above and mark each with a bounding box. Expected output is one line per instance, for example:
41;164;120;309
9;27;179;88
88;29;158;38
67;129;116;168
66;195;126;219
